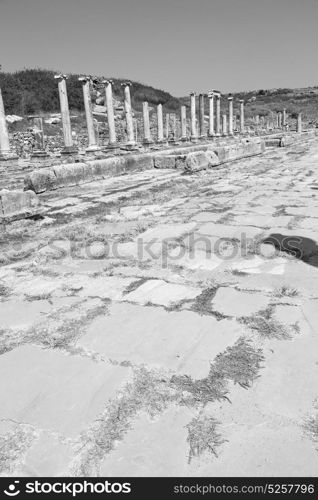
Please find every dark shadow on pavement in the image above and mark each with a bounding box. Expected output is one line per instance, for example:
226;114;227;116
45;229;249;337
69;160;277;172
263;233;318;268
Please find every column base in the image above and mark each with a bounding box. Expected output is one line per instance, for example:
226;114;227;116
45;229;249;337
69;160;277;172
61;146;78;155
142;139;154;146
31;150;49;158
106;142;120;150
124;142;138;151
85;145;101;153
180;136;188;142
0;151;19;161
190;135;199;142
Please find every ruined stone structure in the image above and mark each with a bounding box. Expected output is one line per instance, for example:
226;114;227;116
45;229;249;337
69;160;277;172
0;75;312;162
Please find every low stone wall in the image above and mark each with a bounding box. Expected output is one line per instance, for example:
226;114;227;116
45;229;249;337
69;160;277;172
24;137;265;193
0;189;42;223
265;130;316;147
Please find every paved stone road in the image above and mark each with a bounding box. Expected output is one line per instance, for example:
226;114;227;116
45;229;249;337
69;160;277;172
1;138;318;476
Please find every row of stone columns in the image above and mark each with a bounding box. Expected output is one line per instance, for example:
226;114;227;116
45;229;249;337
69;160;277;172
0;77;306;160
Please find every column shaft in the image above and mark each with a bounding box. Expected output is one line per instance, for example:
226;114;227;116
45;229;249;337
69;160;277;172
296;113;302;133
222;114;227;136
208;92;215;136
157;104;164;142
55;75;77;153
80;77;99;151
228;97;233;135
122;82;135;146
104;80;118;147
199;94;205;138
190;93;197;140
215;94;221;136
0;87;11;157
142;101;152;144
239;100;245;133
180;105;187;140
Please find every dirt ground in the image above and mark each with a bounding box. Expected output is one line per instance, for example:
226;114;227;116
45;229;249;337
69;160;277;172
1;138;318;477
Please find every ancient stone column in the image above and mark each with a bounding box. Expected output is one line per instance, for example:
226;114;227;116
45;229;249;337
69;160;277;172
157;104;164;142
228;96;234;135
239;99;245;133
121;82;136;147
222;114;228;136
103;79;118;148
142;101;152;144
190;92;198;141
170;113;177;142
277;112;283;129
54;74;78;154
208;91;215;137
79;76;100;152
198;93;206;139
0;87;17;160
31;116;48;158
165;113;170;140
282;109;287;128
255;115;260;125
180;105;187;141
296;113;302;133
214;92;221;136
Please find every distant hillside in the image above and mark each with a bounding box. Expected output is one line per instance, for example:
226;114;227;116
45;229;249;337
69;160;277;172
0;68;181;116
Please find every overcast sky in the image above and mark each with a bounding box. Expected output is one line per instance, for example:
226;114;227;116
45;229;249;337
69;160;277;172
0;0;317;96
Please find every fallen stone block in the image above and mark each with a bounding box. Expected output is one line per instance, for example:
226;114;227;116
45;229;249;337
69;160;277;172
265;138;282;147
153;155;177;169
24;168;57;193
181;150;220;172
0;189;43;222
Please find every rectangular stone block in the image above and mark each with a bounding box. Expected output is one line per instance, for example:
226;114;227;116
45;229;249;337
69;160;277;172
153;155;177;169
0;189;42;222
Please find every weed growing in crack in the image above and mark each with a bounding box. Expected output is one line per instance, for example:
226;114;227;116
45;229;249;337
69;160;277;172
190;288;229;320
0;424;37;475
0;284;11;297
123;277;149;295
304;413;318;448
186;415;227;463
273;286;299;298
239;305;291;340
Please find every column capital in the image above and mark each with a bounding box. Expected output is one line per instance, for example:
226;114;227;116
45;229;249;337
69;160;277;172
208;91;214;98
102;79;114;86
121;81;132;87
54;74;68;80
239;99;244;104
190;91;196;97
78;75;92;83
213;90;221;98
228;95;233;101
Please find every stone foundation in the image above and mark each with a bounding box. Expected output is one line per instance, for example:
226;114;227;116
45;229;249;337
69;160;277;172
24;138;266;193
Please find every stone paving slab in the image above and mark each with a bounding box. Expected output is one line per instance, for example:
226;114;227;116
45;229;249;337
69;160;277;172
0;346;131;437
